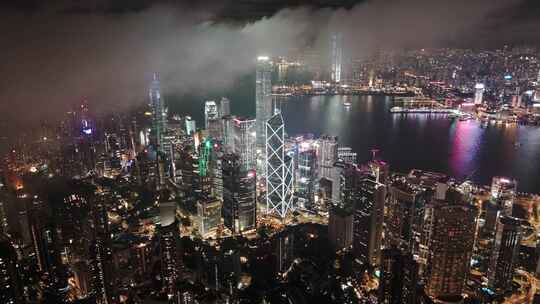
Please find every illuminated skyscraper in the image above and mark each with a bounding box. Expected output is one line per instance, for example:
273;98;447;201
379;248;418;304
204;101;221;139
317;135;338;180
29;207;61;273
149;73;168;187
484;177;518;236
221;115;235;153
424;190;478;302
490;176;517;216
150;73;167;151
196;196;222;237
184;116;196;135
220;97;231;117
328;204;354;250
159;201;181;303
474;83;485;105
487;215;524;293
222;153;257;234
204;101;218;129
296;149;317;210
385;179;426;251
89;196;117;304
233;117;257;171
256;56;273;177
266;111;294;218
331;33;343;83
354;177;386;267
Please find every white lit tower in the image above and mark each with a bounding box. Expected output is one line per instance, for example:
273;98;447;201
256;56;273;178
331;33;343;83
220;97;231;117
266;110;294;218
150;73;167;151
317;135;338;180
474;83;485;105
204;101;221;139
204;101;219;128
233;117;257;171
150;73;167;187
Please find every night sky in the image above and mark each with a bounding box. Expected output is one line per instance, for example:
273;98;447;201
1;0;540;134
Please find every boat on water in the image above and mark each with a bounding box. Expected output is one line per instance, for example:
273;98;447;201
389;106;454;114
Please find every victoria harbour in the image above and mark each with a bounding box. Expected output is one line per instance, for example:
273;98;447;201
172;93;540;193
6;1;540;303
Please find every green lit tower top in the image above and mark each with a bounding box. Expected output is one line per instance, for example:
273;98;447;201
199;138;213;177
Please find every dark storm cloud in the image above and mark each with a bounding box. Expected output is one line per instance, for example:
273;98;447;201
0;0;537;133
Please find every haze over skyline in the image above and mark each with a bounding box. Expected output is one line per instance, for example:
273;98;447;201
1;0;540;132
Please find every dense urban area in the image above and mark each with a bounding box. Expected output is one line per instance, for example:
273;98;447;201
3;43;540;304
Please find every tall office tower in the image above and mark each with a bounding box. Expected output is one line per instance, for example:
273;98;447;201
222;153;257;234
176;148;204;203
484;177;518;236
198;139;214;179
275;232;295;274
220;97;231;117
256;56;273;177
196;196;222;237
184;116;196;135
474;83;485;105
160;201;181;303
487;215;524;293
204;101;221;139
221;115;235;153
328;204;354;250
385;179;426;251
233;117;257;171
330;33;343;83
317;135;338;180
29;208;61;273
0;238;23;304
89;198;117;304
378;248;418;304
424;191;478;302
331;161;348;204
296;149;317;210
354;177;386;267
337;147;357;164
150;73;167;186
150;73;167;150
490;176;517;216
211;155;223;202
266;112;295;218
204;101;218;129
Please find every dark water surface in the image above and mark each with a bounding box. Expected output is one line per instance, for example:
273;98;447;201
169;91;540;193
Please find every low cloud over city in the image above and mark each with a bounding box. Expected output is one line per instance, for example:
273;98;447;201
0;0;537;129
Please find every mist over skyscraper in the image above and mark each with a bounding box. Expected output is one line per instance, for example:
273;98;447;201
3;1;540;303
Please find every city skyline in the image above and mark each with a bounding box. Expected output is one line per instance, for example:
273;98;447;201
4;1;540;304
2;0;540;130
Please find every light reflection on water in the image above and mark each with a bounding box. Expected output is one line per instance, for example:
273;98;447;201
281;95;540;193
